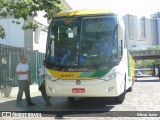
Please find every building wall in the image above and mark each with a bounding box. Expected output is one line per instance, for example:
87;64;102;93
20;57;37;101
145;18;152;46
151;18;157;45
24;17;34;50
124;15;154;49
157;18;160;45
24;29;33;50
137;19;142;39
123;14;138;49
0;18;24;47
140;17;146;38
138;17;152;47
0;13;47;53
151;12;160;46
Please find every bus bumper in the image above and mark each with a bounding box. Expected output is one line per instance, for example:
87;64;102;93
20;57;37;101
45;79;119;97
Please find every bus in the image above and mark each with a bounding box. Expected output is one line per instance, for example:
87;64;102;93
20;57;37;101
44;9;135;103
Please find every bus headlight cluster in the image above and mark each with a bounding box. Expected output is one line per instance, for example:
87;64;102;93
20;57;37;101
105;87;113;93
101;72;117;81
45;74;58;82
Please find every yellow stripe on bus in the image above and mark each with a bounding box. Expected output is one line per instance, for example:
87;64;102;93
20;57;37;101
48;69;81;79
54;9;113;17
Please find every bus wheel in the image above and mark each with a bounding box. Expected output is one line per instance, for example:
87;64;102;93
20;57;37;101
127;76;134;92
67;97;75;102
127;86;132;92
116;80;126;103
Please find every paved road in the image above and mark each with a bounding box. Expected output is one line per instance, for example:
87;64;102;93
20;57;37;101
0;77;160;120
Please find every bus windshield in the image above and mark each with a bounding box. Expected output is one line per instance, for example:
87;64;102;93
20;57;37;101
46;15;118;71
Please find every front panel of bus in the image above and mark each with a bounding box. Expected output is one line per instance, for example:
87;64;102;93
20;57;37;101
44;14;126;97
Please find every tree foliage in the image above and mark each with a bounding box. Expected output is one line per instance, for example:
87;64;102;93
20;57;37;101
0;25;6;39
134;46;160;68
149;46;160;50
0;0;65;38
135;59;160;68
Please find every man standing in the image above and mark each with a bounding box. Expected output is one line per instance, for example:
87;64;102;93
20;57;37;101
16;56;35;106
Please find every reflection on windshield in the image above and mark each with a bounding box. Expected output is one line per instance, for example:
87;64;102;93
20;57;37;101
46;15;118;70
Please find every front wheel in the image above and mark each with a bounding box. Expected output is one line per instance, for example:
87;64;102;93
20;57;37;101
67;97;75;102
116;91;126;103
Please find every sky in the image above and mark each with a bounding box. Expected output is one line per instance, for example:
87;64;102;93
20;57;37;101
65;0;160;18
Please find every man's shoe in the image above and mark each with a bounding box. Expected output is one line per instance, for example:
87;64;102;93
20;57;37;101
28;102;36;106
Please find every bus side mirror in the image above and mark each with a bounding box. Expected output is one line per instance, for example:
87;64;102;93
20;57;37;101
118;23;123;41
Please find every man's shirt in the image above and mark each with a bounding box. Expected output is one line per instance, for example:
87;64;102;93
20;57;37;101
38;66;45;77
16;63;29;80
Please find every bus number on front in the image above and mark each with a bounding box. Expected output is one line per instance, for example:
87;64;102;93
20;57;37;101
60;74;74;78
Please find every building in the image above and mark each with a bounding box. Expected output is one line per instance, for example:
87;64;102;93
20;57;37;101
137;17;152;47
0;14;48;53
123;14;154;50
0;17;27;48
123;14;138;49
150;12;160;45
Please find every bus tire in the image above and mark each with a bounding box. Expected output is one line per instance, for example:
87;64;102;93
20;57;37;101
116;78;126;103
67;97;75;102
127;76;134;92
127;86;132;92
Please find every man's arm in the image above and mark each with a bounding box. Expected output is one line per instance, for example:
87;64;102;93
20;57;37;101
16;71;30;75
28;74;32;85
16;64;30;75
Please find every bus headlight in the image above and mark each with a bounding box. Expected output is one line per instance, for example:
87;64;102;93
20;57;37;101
48;87;55;92
105;87;113;93
101;72;117;81
45;74;58;82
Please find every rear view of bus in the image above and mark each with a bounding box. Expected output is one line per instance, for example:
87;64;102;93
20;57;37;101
45;9;134;103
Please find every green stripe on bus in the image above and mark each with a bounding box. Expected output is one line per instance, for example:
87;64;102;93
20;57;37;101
91;69;110;77
78;72;95;78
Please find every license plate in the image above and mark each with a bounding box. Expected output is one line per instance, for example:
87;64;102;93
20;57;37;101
72;88;85;93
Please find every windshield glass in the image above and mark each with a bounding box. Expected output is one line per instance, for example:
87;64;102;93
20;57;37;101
46;15;118;71
48;18;79;65
80;16;117;67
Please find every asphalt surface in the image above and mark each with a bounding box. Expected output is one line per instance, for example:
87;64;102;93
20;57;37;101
0;77;160;120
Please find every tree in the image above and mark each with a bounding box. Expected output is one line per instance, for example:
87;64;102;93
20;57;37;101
0;25;6;39
134;46;160;68
0;0;65;39
147;45;160;50
135;59;160;68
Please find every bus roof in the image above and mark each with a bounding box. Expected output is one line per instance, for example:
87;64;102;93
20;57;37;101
54;9;114;17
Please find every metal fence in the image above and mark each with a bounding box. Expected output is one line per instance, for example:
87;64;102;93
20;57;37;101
0;44;45;87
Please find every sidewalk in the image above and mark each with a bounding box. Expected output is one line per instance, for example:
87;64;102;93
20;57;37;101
0;91;43;111
0;84;39;98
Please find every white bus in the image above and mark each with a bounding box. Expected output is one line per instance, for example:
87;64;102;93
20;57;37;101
44;9;135;103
